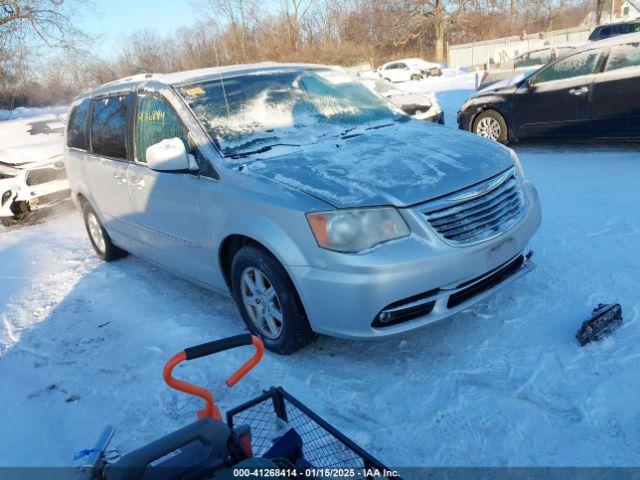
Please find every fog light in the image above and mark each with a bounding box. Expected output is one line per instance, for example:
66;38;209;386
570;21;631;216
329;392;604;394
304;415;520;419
372;300;437;328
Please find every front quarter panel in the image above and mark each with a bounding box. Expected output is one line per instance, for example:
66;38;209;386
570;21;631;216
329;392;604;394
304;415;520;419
197;167;331;290
458;89;516;136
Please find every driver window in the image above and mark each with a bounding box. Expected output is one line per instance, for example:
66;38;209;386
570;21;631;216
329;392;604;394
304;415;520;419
135;94;189;164
534;50;600;84
528;50;552;66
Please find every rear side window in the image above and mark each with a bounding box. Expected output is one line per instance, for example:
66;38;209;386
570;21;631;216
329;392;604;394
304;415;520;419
134;94;188;164
605;43;640;71
91;96;128;160
535;50;600;83
620;24;635;34
67;99;90;150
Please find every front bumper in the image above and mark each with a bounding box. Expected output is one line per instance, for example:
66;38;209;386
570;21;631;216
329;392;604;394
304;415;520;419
457;109;470;130
0;176;70;217
290;181;541;339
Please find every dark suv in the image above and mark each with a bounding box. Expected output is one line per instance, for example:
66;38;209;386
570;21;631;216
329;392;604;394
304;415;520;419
589;21;640;41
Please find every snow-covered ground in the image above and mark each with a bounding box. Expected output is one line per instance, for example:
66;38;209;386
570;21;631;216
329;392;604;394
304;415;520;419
0;106;68;122
1;75;639;470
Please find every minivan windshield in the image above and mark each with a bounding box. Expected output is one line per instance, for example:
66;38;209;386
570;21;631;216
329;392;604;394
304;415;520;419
177;68;404;157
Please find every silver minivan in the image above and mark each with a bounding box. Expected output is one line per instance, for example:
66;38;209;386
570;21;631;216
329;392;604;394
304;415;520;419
64;63;541;354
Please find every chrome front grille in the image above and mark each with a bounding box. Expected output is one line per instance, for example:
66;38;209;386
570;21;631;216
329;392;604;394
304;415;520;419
421;168;525;245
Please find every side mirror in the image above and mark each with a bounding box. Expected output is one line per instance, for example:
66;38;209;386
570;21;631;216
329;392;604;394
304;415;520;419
521;77;535;90
146;138;192;172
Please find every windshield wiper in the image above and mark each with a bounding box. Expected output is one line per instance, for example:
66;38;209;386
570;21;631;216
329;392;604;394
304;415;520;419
228;143;301;159
340;117;406;139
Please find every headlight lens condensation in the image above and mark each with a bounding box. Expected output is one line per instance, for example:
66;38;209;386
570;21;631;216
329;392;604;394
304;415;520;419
307;207;410;253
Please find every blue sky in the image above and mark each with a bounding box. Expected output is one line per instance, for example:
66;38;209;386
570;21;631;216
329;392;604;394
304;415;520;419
77;0;281;58
77;0;198;57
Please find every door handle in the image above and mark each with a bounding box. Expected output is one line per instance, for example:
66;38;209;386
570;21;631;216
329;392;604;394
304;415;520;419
129;177;146;189
113;173;127;184
569;86;589;96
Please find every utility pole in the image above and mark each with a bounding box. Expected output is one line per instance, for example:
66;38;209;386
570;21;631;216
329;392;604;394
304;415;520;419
596;0;604;24
434;0;446;63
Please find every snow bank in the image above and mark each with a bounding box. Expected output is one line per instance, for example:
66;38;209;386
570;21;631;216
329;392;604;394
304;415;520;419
0;105;68;122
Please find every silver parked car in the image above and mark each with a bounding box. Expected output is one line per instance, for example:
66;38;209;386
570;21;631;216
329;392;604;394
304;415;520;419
64;63;541;354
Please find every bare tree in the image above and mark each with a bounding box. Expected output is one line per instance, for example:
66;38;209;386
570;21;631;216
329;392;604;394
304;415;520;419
280;0;316;50
0;0;86;47
197;0;259;62
1;0;89;107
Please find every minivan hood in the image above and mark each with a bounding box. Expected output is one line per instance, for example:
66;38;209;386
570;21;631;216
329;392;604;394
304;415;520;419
243;120;514;208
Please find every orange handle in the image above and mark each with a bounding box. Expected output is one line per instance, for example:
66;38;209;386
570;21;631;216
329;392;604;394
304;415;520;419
162;336;265;421
226;336;264;386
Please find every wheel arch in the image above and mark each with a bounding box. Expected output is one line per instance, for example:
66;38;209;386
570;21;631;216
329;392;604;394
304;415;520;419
470;107;518;143
218;232;310;293
219;234;269;291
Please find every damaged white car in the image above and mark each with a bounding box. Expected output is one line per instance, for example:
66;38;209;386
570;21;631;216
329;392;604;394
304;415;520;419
361;78;444;124
0;113;69;226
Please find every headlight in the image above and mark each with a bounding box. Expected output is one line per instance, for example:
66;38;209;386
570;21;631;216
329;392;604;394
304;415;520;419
508;148;525;179
2;189;15;206
307;207;410;253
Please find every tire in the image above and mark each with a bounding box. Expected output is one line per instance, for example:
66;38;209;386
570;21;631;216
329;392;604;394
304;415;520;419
411;74;421;81
473;110;509;144
82;202;127;261
230;246;316;355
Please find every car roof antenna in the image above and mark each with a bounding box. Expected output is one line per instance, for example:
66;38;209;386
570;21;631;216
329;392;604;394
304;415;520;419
214;44;231;117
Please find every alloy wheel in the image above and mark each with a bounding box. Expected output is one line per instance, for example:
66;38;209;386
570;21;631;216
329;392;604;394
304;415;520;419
240;267;283;339
475;116;502;140
87;212;106;254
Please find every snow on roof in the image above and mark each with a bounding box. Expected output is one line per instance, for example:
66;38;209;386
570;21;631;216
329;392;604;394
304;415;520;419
78;62;335;101
400;57;440;65
158;62;330;85
587;30;640;47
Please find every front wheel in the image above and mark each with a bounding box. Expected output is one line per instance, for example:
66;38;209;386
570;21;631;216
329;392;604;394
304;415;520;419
82;202;127;261
231;246;316;355
473;110;509;144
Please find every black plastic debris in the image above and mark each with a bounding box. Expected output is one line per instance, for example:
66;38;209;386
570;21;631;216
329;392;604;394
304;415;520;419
576;303;623;346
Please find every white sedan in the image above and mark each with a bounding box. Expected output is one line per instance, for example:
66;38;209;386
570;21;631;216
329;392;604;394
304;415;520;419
377;58;442;83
